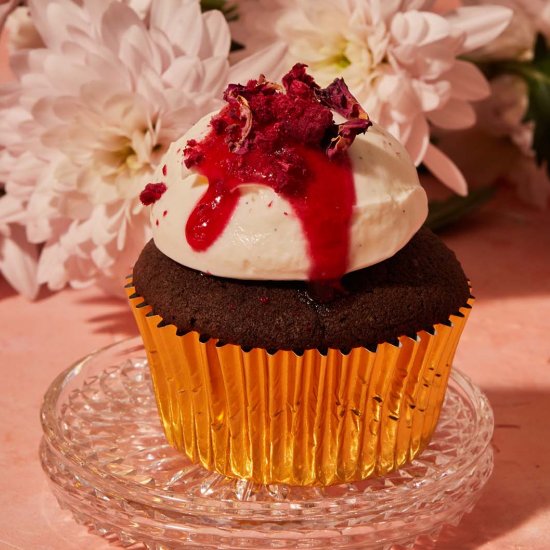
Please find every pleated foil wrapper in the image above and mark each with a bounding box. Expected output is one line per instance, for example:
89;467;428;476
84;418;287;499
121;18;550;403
126;278;473;486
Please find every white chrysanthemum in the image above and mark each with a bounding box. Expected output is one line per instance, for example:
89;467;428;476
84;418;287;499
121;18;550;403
472;74;549;208
475;75;532;154
268;0;512;195
458;1;550;208
0;0;285;297
464;0;550;61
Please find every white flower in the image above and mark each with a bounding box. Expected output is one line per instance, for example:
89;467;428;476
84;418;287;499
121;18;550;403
459;1;550;208
0;0;285;296
463;0;548;61
472;74;550;208
270;0;512;195
125;0;152;19
475;74;533;154
437;126;550;210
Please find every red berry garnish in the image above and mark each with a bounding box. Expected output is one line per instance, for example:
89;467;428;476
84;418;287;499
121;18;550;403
140;182;167;206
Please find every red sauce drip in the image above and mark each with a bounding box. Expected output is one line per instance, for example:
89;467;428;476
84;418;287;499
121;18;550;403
185;139;354;280
290;148;355;280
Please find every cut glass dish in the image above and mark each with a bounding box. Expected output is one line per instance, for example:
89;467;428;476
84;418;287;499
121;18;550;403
40;337;494;549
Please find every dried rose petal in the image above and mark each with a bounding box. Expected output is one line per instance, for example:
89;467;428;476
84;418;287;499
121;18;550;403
282;63;319;97
313;77;371;157
222;86;253;152
316;78;369;121
327;118;372;160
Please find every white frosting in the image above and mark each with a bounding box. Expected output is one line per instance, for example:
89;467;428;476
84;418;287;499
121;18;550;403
149;113;428;280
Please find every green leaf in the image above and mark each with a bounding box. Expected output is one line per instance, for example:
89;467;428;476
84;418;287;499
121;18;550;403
200;0;224;10
425;186;496;232
200;0;239;21
230;39;245;52
524;35;550;171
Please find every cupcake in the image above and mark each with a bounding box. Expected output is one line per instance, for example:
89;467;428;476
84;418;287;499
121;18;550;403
127;64;472;487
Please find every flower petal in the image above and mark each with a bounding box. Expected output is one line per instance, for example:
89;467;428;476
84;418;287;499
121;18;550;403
200;10;231;58
446;6;513;54
149;0;203;56
0;0;19;31
229;41;288;83
0;224;40;299
0;194;26;228
411;79;450;112
423;142;468;195
36;240;68;290
444;59;490;101
28;0;90;50
391;10;452;47
402;114;430;165
428;98;476;130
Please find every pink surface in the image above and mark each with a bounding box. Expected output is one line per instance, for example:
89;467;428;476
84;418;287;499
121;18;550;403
0;190;549;549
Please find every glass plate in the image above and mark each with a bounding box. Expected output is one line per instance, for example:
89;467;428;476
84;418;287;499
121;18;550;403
40;337;494;549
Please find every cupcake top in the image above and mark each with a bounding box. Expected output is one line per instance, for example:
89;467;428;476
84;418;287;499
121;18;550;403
133;229;471;350
140;64;427;281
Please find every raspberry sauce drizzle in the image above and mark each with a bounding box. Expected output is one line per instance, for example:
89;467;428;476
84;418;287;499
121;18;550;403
185;143;355;280
183;64;370;281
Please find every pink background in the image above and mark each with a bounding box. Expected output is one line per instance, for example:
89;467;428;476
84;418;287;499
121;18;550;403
1;8;550;550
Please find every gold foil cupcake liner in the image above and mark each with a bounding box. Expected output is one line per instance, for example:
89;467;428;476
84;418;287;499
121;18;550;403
126;278;473;486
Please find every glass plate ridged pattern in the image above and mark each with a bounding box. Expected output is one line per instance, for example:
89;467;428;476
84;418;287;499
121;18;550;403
40;337;494;550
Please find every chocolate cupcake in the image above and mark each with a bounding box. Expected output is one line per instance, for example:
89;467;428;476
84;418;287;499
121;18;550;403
127;64;473;486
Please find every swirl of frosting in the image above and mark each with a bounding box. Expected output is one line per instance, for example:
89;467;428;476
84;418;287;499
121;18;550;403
147;113;427;281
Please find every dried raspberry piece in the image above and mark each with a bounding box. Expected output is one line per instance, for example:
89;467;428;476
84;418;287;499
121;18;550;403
140;182;167;206
183;139;204;169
